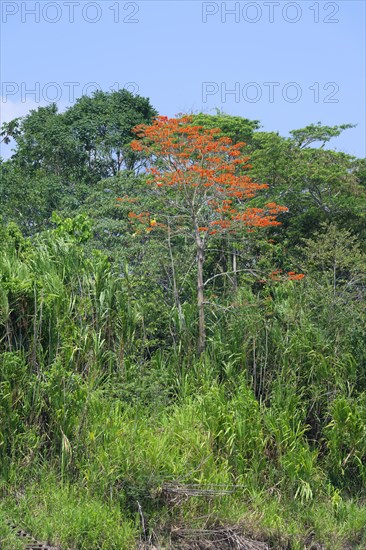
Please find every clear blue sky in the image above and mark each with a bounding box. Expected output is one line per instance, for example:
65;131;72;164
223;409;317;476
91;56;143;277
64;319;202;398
1;0;365;158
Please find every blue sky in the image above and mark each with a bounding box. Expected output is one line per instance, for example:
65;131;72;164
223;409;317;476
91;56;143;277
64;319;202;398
1;0;365;158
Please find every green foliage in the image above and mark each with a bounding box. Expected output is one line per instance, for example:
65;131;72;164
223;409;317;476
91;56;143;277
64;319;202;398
1;473;137;549
249;130;366;249
0;90;158;236
4;89;157;184
0;160;64;234
325;395;366;489
191;110;260;144
51;212;93;243
289;122;355;148
63;89;157;176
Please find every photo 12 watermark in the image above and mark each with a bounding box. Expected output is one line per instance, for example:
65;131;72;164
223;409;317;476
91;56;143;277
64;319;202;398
201;2;340;24
1;1;140;24
202;81;340;103
1;81;140;104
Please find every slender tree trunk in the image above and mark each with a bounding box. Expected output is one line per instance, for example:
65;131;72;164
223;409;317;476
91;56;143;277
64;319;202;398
232;249;238;291
196;239;206;355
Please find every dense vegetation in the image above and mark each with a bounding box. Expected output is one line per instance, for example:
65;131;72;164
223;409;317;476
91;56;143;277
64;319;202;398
1;90;366;549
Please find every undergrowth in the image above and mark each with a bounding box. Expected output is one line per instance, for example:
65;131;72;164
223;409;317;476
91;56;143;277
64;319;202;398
1;224;365;548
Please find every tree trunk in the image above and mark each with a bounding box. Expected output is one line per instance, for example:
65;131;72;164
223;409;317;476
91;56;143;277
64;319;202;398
196;240;206;355
232;249;238;291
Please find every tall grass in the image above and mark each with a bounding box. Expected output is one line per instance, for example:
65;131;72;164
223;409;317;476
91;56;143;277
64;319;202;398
1;224;366;548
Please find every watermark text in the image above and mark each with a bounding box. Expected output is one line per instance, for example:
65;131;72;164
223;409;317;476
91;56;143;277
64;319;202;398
1;1;140;23
1;81;140;103
202;2;340;24
202;81;340;103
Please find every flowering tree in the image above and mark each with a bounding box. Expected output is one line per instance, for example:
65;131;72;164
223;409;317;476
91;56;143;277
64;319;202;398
130;115;288;354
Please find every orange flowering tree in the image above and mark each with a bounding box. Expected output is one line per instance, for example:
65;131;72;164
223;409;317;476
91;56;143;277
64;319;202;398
130;115;288;354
